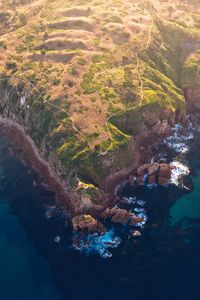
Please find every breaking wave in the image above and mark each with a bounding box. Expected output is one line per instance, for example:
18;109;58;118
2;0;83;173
170;161;190;186
72;230;121;258
164;123;193;154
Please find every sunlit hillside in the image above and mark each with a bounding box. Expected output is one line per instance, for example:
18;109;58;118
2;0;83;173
0;0;200;202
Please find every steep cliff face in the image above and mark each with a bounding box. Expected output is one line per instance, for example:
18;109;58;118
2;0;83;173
182;51;200;114
0;0;200;208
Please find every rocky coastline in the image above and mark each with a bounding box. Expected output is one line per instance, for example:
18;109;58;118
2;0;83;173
0;117;81;216
0;109;194;235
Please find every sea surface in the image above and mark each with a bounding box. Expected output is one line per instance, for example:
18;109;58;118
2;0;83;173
0;126;200;300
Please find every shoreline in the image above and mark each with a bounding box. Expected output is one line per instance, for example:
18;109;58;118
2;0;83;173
0;112;195;219
0;117;79;216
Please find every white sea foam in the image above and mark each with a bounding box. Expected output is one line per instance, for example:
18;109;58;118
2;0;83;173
147;183;158;189
44;205;57;219
54;236;61;243
135;212;148;228
122;196;137;204
170;161;190;186
137;200;145;206
131;230;142;237
73;230;121;259
134;208;146;213
164;123;193;154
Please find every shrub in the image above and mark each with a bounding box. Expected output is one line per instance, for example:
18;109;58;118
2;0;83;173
6;61;17;70
77;58;87;66
0;40;6;49
52;78;61;85
67;81;74;88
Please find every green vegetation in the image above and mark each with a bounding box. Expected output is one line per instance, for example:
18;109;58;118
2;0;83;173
0;0;200;198
182;52;200;87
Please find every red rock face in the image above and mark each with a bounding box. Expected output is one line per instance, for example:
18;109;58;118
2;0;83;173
184;88;200;114
137;164;149;176
100;207;144;226
72;215;106;233
72;208;144;234
152;120;172;137
136;163;172;186
147;163;159;176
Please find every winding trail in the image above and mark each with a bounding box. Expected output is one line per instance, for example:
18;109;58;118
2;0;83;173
1;76;94;151
99;52;145;156
136;53;144;104
145;19;154;50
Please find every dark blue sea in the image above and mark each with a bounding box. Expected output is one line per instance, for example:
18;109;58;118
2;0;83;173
0;129;200;300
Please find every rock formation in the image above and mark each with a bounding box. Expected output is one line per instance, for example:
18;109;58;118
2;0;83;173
100;207;144;225
72;215;106;233
72;207;144;234
136;163;173;186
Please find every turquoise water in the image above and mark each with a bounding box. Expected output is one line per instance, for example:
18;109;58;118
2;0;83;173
170;170;200;225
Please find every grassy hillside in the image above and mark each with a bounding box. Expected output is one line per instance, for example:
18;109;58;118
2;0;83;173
0;0;200;201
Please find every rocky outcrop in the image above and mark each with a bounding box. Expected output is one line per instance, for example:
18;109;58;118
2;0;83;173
72;215;106;233
72;207;144;234
135;117;174;147
152;120;172;138
184;88;200;114
100;207;144;225
136;163;173;186
157;163;172;185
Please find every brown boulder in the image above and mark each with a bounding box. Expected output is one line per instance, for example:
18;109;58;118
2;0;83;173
72;215;106;233
142;111;159;127
157;163;172;185
147;163;159;176
136;176;144;186
100;207;111;218
130;216;144;225
157;176;170;185
158;163;172;178
137;163;149;176
136;162;172;186
152;120;172;137
111;208;129;224
152;120;161;134
100;207;144;226
148;174;157;184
